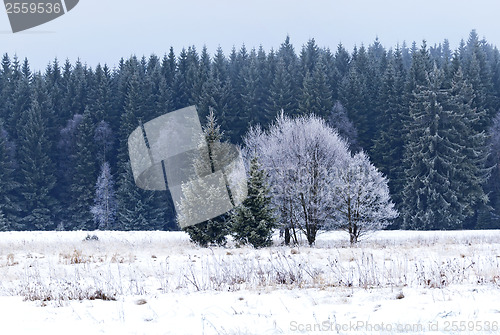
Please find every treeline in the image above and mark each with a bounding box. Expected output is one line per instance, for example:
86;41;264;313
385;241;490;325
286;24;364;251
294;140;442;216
1;30;500;231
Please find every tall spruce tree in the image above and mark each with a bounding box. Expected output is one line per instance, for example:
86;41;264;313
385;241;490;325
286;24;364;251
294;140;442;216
402;65;488;230
116;74;156;230
17;100;58;230
69;109;97;230
298;55;333;119
266;56;296;121
56;114;83;225
338;51;370;150
0;124;18;228
241;48;269;127
371;47;408;220
447;69;490;228
486;112;500;227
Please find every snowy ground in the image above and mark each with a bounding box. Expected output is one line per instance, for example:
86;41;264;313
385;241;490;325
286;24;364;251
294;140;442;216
0;230;499;334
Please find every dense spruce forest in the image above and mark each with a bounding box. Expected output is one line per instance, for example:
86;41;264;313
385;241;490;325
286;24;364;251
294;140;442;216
1;30;500;232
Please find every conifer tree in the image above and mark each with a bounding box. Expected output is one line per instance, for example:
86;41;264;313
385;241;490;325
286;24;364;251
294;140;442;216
485;112;500;227
298;56;333;119
372;47;407;215
17;101;58;230
401;66;487;230
56;114;83;225
266;56;296;120
182;109;232;246
116;74;157;230
327;101;360;152
0;209;8;231
0;124;18;228
241;49;269;127
230;155;276;248
69;109;97;230
89;64;114;125
7;67;31;140
447;69;490;228
117;162;153;231
338;53;370;149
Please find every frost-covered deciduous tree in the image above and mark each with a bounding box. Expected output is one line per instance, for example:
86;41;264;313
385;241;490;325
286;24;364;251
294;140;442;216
244;113;351;245
332;151;398;244
245;113;397;245
91;162;117;230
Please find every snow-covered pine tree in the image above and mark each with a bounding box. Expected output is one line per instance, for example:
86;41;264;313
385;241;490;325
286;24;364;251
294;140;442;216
446;68;490;228
0;209;8;231
333;151;398;244
182;109;232;246
56;114;83;226
117;162;153;231
338;57;370;150
0;124;19;228
17;100;58;230
485;112;500;227
266;56;296;120
116;73;158;231
91;162;118;230
241;48;270;127
69;109;96;230
298;55;333;120
230;155;276;248
402;65;487;230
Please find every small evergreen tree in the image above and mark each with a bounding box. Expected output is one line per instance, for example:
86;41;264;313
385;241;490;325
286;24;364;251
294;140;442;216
116;162;155;231
0;209;8;231
182;109;232;246
230;155;276;248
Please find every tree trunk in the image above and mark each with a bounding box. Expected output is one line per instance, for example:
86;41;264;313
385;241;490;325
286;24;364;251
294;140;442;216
284;227;290;245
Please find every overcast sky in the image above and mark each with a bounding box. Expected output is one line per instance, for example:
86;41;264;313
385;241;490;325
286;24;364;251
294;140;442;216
1;0;500;71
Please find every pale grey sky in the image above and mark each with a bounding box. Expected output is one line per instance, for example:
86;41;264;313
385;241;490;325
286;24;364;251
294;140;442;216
1;0;500;71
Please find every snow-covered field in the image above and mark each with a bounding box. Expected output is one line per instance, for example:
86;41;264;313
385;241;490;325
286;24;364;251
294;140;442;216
0;230;499;334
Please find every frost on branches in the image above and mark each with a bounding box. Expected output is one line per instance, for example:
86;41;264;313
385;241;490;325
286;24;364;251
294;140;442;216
332;151;398;244
245;112;397;245
90;162;118;230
